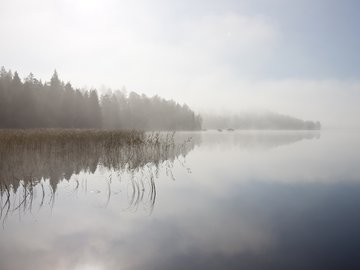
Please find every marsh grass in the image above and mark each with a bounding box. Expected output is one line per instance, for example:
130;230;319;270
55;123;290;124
0;129;146;148
0;129;194;224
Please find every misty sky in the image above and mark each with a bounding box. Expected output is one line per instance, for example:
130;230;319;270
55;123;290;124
1;0;359;127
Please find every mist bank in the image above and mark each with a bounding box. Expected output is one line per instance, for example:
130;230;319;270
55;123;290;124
203;112;321;130
0;67;201;130
0;66;322;131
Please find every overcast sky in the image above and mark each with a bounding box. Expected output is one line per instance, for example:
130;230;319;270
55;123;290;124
1;0;359;127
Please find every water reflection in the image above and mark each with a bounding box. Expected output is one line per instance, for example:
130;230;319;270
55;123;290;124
0;131;321;224
1;130;360;270
198;130;320;149
0;132;196;223
140;181;360;270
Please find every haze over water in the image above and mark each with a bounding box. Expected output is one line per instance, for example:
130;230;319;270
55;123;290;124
1;130;360;270
1;1;360;269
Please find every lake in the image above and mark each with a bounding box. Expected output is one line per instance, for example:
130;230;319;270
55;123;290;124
1;130;360;270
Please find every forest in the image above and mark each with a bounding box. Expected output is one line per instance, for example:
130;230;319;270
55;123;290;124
0;67;202;130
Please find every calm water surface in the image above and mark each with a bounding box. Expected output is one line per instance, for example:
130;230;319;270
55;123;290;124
1;130;360;270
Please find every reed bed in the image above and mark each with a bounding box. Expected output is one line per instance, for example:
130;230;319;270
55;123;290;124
0;129;195;223
0;129;146;148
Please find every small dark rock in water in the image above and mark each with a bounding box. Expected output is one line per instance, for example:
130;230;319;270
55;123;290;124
217;129;223;132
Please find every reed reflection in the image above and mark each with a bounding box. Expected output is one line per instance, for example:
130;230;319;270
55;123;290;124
0;130;196;223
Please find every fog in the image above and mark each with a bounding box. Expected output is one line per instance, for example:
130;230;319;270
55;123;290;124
1;0;360;128
2;2;360;269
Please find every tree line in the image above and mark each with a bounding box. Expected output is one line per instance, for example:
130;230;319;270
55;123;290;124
202;112;321;130
0;67;202;130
